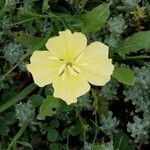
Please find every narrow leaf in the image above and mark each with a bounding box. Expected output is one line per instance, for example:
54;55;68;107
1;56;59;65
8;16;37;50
7;123;28;150
112;66;135;85
81;3;110;33
116;31;150;57
0;83;37;113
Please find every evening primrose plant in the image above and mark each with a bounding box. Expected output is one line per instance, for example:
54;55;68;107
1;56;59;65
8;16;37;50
0;0;150;149
27;29;114;104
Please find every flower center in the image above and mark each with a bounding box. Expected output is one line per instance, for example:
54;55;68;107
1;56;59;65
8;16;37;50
58;60;81;78
66;62;72;67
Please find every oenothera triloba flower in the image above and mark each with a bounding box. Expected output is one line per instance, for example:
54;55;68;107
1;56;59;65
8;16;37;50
27;29;114;104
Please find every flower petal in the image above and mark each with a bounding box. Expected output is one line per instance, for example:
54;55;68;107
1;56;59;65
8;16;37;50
45;29;87;61
26;51;63;87
52;69;90;104
77;42;114;85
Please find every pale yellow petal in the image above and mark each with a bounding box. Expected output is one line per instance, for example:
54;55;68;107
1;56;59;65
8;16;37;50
52;70;90;104
45;29;87;61
77;42;114;86
26;51;63;87
76;42;109;64
80;60;114;85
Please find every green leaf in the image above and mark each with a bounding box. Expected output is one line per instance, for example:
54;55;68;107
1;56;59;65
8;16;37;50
12;31;43;47
44;85;54;97
50;119;59;128
0;83;37;113
112;66;135;85
47;128;60;142
0;125;10;136
29;94;44;108
97;99;109;116
7;123;28;150
37;96;60;120
113;132;136;150
0;24;53;82
115;31;150;58
92;144;102;150
16;141;33;149
0;116;5;125
42;0;49;12
4;112;16;125
18;8;41;17
81;3;110;33
49;143;61;150
69;125;82;136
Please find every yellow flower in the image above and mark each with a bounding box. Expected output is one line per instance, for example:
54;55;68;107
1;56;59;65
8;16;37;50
27;29;114;104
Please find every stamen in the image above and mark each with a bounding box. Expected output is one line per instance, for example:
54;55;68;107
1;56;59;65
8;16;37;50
75;53;84;63
68;66;78;76
61;72;66;80
58;64;66;76
72;65;81;74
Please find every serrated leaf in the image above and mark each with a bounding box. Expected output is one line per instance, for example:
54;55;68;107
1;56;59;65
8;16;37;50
12;31;43;47
113;132;136;150
116;31;150;57
81;3;110;33
112;66;135;85
37;96;60;120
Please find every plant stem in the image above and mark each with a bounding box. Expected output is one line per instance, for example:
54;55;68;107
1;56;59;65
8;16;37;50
126;55;150;59
92;113;98;145
78;114;86;144
7;123;28;150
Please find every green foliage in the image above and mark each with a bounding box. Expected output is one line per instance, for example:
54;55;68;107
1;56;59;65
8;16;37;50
127;115;150;144
113;132;136;150
0;112;16;136
38;96;60;120
105;34;120;48
4;42;25;64
81;3;110;33
12;31;43;48
100;111;119;136
123;66;150;112
100;140;114;150
16;101;35;126
47;128;60;142
0;83;37;113
107;14;127;35
29;94;44;108
69;123;82;136
121;0;141;9
0;0;150;149
100;78;120;100
112;66;135;85
116;31;150;57
123;66;150;144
